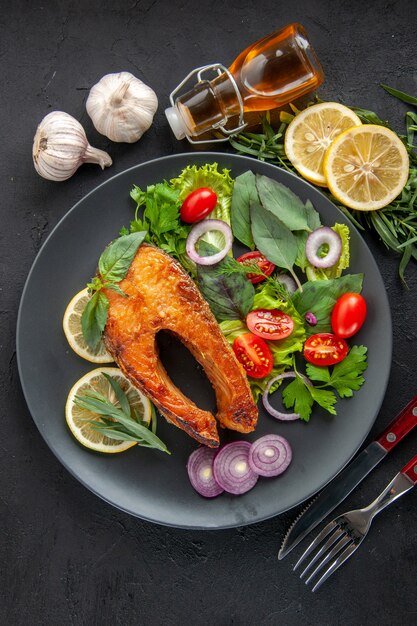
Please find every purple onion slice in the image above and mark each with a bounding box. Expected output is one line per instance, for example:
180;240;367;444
262;372;311;421
186;219;233;265
305;227;342;268
187;447;224;498
276;273;297;295
213;441;258;495
249;434;292;477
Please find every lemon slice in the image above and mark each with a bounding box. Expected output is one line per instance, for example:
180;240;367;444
63;288;113;363
65;367;151;453
323;124;409;210
284;102;362;186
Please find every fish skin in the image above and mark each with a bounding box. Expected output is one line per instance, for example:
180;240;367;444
103;244;258;447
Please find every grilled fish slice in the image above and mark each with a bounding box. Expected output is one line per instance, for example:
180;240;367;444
103;244;258;447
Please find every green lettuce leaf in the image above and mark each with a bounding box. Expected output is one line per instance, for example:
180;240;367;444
170;163;234;249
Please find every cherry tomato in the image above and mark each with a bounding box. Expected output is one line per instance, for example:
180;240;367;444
304;333;349;367
331;293;367;338
236;251;275;284
233;333;274;378
246;309;294;340
180;188;217;223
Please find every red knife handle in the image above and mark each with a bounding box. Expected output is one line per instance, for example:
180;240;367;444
376;396;417;452
401;454;417;485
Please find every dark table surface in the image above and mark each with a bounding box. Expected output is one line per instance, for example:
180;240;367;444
2;1;417;624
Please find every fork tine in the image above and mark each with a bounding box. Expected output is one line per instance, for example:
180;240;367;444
293;520;338;572
304;534;352;585
299;526;346;579
311;541;358;592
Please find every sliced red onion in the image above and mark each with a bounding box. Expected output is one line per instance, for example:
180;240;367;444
213;441;258;495
276;273;297;294
305;311;318;326
305;227;342;268
186;219;232;265
249;434;292;477
187;447;224;498
262;372;311;421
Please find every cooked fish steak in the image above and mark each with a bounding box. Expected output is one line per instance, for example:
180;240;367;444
103;244;258;447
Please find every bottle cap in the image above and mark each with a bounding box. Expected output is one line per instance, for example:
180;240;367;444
165;106;186;140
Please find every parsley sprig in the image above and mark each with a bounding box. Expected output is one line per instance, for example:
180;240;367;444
281;347;368;421
74;373;170;454
123;182;194;275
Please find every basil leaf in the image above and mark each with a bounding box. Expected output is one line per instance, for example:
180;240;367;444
304;199;321;231
292;274;363;335
104;283;127;297
231;170;257;249
102;373;130;416
81;291;109;350
250;202;298;273
99;231;147;282
256;174;313;232
197;242;255;321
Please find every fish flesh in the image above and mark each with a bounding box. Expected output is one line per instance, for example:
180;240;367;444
103;244;258;447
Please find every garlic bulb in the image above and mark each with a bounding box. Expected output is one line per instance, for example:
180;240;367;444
33;111;112;181
86;72;158;143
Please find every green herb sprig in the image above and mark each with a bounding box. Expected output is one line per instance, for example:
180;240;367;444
81;231;147;349
230;87;417;281
74;373;169;453
281;347;368;421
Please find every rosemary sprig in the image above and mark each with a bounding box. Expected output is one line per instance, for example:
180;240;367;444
230;88;417;281
74;373;170;454
214;257;290;300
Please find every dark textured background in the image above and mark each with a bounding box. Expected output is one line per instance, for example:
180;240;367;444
1;0;417;624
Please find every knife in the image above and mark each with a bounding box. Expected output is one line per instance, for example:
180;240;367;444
278;395;417;560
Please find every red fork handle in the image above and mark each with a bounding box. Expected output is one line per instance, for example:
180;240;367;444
376;395;417;452
401;454;417;485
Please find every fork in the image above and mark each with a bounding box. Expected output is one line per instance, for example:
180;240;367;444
293;453;417;592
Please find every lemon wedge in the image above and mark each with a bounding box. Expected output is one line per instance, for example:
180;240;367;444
65;367;151;453
323;124;409;210
284;102;362;186
63;288;113;363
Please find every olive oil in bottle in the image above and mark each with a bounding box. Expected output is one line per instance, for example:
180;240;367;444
166;23;324;141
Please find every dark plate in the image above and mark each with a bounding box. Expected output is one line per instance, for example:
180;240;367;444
16;153;392;529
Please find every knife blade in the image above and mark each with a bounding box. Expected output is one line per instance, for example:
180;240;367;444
279;395;417;560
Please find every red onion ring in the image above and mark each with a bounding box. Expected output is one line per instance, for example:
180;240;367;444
213;441;258;495
305;227;342;268
187;447;224;498
248;434;292;477
186;219;233;265
276;273;297;294
262;371;311;421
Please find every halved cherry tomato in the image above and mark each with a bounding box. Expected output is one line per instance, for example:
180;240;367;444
236;251;275;284
331;293;367;338
233;333;273;378
246;309;294;340
304;333;349;366
180;188;217;223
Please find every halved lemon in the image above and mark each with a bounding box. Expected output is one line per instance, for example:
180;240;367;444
323;124;409;210
63;288;113;363
65;367;151;453
284;102;362;186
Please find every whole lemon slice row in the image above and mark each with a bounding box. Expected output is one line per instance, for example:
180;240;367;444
284;102;362;186
323;124;410;210
63;288;113;363
65;367;152;453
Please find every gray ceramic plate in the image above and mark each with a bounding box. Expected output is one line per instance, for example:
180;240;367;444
17;153;392;529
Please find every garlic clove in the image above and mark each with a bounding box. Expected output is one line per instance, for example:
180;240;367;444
33;111;112;181
86;71;158;143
